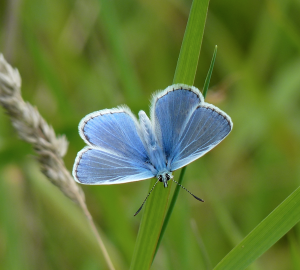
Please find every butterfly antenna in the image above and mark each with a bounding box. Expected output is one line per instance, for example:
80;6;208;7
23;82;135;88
134;179;160;216
172;179;204;202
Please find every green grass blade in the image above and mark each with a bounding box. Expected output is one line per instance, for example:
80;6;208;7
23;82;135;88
155;38;216;260
214;185;300;270
130;0;210;269
129;178;171;270
173;0;210;85
202;45;217;98
288;231;300;269
154;167;187;258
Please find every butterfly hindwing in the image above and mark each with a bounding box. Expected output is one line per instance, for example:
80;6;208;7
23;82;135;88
73;147;155;184
169;104;232;171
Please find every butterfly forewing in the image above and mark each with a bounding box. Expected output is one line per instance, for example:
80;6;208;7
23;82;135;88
151;85;203;162
79;106;148;162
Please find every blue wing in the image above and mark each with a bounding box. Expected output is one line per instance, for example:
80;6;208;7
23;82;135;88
151;84;202;159
169;104;232;171
73;106;157;184
151;84;232;171
79;106;148;160
73;147;155;184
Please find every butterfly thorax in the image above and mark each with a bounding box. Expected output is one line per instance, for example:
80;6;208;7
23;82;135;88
139;111;167;173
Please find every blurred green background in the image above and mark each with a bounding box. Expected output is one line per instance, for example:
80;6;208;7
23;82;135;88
1;0;300;269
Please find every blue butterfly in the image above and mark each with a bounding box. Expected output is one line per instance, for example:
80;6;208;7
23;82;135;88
73;84;232;213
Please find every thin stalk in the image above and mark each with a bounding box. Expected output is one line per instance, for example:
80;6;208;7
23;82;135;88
76;193;116;270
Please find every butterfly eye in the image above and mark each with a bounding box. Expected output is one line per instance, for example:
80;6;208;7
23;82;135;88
166;174;171;181
158;175;163;182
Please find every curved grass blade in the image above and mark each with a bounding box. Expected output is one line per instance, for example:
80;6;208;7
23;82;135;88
214;185;300;270
203;45;218;98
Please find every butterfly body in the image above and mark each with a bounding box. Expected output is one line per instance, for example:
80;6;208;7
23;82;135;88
138;110;167;174
73;84;232;187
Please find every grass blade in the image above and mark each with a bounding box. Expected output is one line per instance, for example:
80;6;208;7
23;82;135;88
130;0;210;269
173;0;210;85
202;45;217;98
214;185;300;270
155;41;217;259
154;167;187;258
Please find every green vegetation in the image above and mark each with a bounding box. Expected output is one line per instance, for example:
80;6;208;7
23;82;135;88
0;0;300;269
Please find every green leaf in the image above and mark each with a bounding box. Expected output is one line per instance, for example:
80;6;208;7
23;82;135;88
130;0;210;269
214;185;300;270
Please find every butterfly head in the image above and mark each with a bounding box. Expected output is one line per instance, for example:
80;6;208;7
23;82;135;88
157;171;173;188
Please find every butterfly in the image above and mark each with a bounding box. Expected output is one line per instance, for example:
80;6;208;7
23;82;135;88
72;84;232;214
